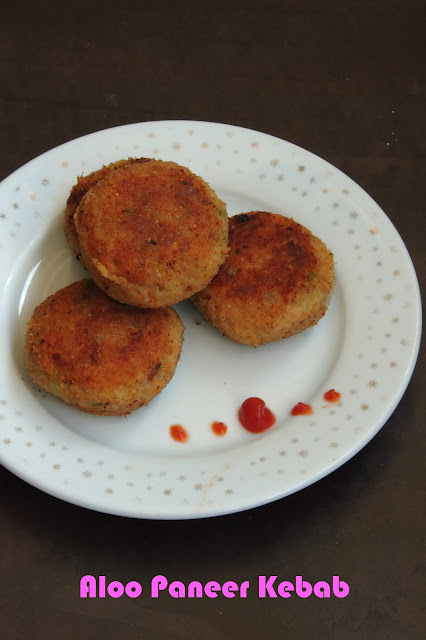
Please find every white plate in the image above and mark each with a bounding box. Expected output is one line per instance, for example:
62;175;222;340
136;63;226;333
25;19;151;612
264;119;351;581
0;121;421;519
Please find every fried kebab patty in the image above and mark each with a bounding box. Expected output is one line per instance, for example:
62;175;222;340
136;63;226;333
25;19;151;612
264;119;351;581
73;159;229;308
64;157;150;260
24;279;184;416
192;211;335;347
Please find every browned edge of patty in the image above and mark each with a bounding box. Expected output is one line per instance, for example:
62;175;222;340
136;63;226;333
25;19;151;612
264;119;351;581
24;279;184;415
64;157;150;259
192;211;335;346
74;159;229;308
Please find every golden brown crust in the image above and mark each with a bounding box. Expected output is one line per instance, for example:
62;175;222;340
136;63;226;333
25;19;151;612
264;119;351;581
74;160;229;308
192;212;335;346
24;279;184;415
64;157;150;258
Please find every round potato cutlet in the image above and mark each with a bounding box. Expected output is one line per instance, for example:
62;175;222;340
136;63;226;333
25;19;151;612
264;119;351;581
192;211;335;347
74;159;228;308
64;157;150;260
24;279;184;416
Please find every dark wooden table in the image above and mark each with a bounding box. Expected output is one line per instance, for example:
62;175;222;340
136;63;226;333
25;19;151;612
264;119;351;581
1;1;424;638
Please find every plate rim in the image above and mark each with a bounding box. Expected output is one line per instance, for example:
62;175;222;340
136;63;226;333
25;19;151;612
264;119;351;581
0;119;422;519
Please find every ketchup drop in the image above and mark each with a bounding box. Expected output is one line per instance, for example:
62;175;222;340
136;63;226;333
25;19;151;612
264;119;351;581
238;397;276;433
170;424;188;443
324;389;341;403
212;421;228;436
290;402;313;416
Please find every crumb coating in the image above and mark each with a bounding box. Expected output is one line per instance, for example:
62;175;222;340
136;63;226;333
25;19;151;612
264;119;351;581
192;211;335;346
74;160;228;308
24;279;184;415
64;157;150;259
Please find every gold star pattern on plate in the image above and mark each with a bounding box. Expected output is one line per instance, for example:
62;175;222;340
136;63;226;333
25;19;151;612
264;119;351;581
0;120;419;519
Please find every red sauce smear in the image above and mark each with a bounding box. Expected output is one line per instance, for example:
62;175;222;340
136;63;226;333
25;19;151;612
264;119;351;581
291;402;313;416
324;389;341;403
212;421;228;436
238;397;276;433
170;424;188;443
